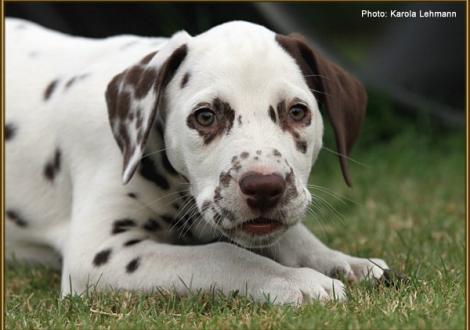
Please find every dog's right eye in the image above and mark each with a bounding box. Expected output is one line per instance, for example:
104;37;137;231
195;108;216;127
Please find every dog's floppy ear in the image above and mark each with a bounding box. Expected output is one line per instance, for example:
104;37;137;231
276;34;367;186
106;32;190;184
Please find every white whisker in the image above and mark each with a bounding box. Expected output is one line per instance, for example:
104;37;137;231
321;146;370;168
308;184;357;205
140;146;176;161
309;88;330;96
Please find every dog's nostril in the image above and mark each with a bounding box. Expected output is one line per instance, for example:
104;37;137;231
239;172;286;210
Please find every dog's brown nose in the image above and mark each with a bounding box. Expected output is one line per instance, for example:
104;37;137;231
239;172;286;211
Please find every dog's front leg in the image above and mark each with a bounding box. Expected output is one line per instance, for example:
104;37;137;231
260;223;389;283
62;193;345;304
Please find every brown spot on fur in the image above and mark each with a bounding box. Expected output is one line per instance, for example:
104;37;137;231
5;123;16;141
44;149;61;182
126;257;141;273
107;73;132;123
93;249;111;266
181;72;190;88
136;68;158;99
6;209;28;227
125;66;144;88
112;219;137;234
118;65;158;100
238;115;242;126
186;97;235;145
231;156;238;163
277;101;288;130
124;239;143;247
240;152;249;159
273;149;281;157
269;106;277;123
105;72;124;119
256;150;262;155
117;123;131;160
296;140;308;153
44;79;59;100
219;172;232;187
65;73;89;90
159;45;188;88
140;51;158;65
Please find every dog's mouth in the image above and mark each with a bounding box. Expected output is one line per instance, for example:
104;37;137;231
238;217;283;235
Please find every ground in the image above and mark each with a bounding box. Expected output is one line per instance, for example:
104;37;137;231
5;104;465;329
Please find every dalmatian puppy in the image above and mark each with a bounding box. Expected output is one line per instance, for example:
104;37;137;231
5;18;389;304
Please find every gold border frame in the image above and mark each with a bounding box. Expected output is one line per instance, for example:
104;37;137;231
0;2;467;330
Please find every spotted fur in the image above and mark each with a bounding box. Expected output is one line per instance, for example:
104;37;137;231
6;209;28;227
186;97;235;144
93;249;112;266
5;123;16;141
181;72;190;88
6;19;389;304
44;79;58;100
43;149;61;181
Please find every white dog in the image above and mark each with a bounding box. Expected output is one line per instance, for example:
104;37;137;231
6;18;389;304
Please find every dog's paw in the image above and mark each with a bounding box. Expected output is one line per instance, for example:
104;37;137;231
258;268;346;305
298;251;389;284
341;256;389;282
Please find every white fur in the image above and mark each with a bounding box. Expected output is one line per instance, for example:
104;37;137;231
6;18;388;305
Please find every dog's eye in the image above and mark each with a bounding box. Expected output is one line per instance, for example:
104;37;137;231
289;104;307;121
195;108;216;127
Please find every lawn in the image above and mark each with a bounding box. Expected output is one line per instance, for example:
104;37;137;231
5;104;465;329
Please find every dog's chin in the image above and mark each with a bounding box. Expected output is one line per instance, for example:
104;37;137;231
221;217;291;248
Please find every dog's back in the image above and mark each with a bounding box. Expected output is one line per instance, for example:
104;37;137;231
5;18;168;263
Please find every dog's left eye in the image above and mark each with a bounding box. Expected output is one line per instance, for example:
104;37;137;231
289;104;308;121
195;108;216;127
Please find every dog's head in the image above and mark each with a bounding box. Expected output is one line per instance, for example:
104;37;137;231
106;22;366;247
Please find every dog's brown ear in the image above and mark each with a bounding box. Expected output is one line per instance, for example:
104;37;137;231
106;42;188;184
276;34;367;186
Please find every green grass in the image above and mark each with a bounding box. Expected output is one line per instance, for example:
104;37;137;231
6;121;465;329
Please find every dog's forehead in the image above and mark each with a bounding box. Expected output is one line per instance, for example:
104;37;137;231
182;22;306;90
